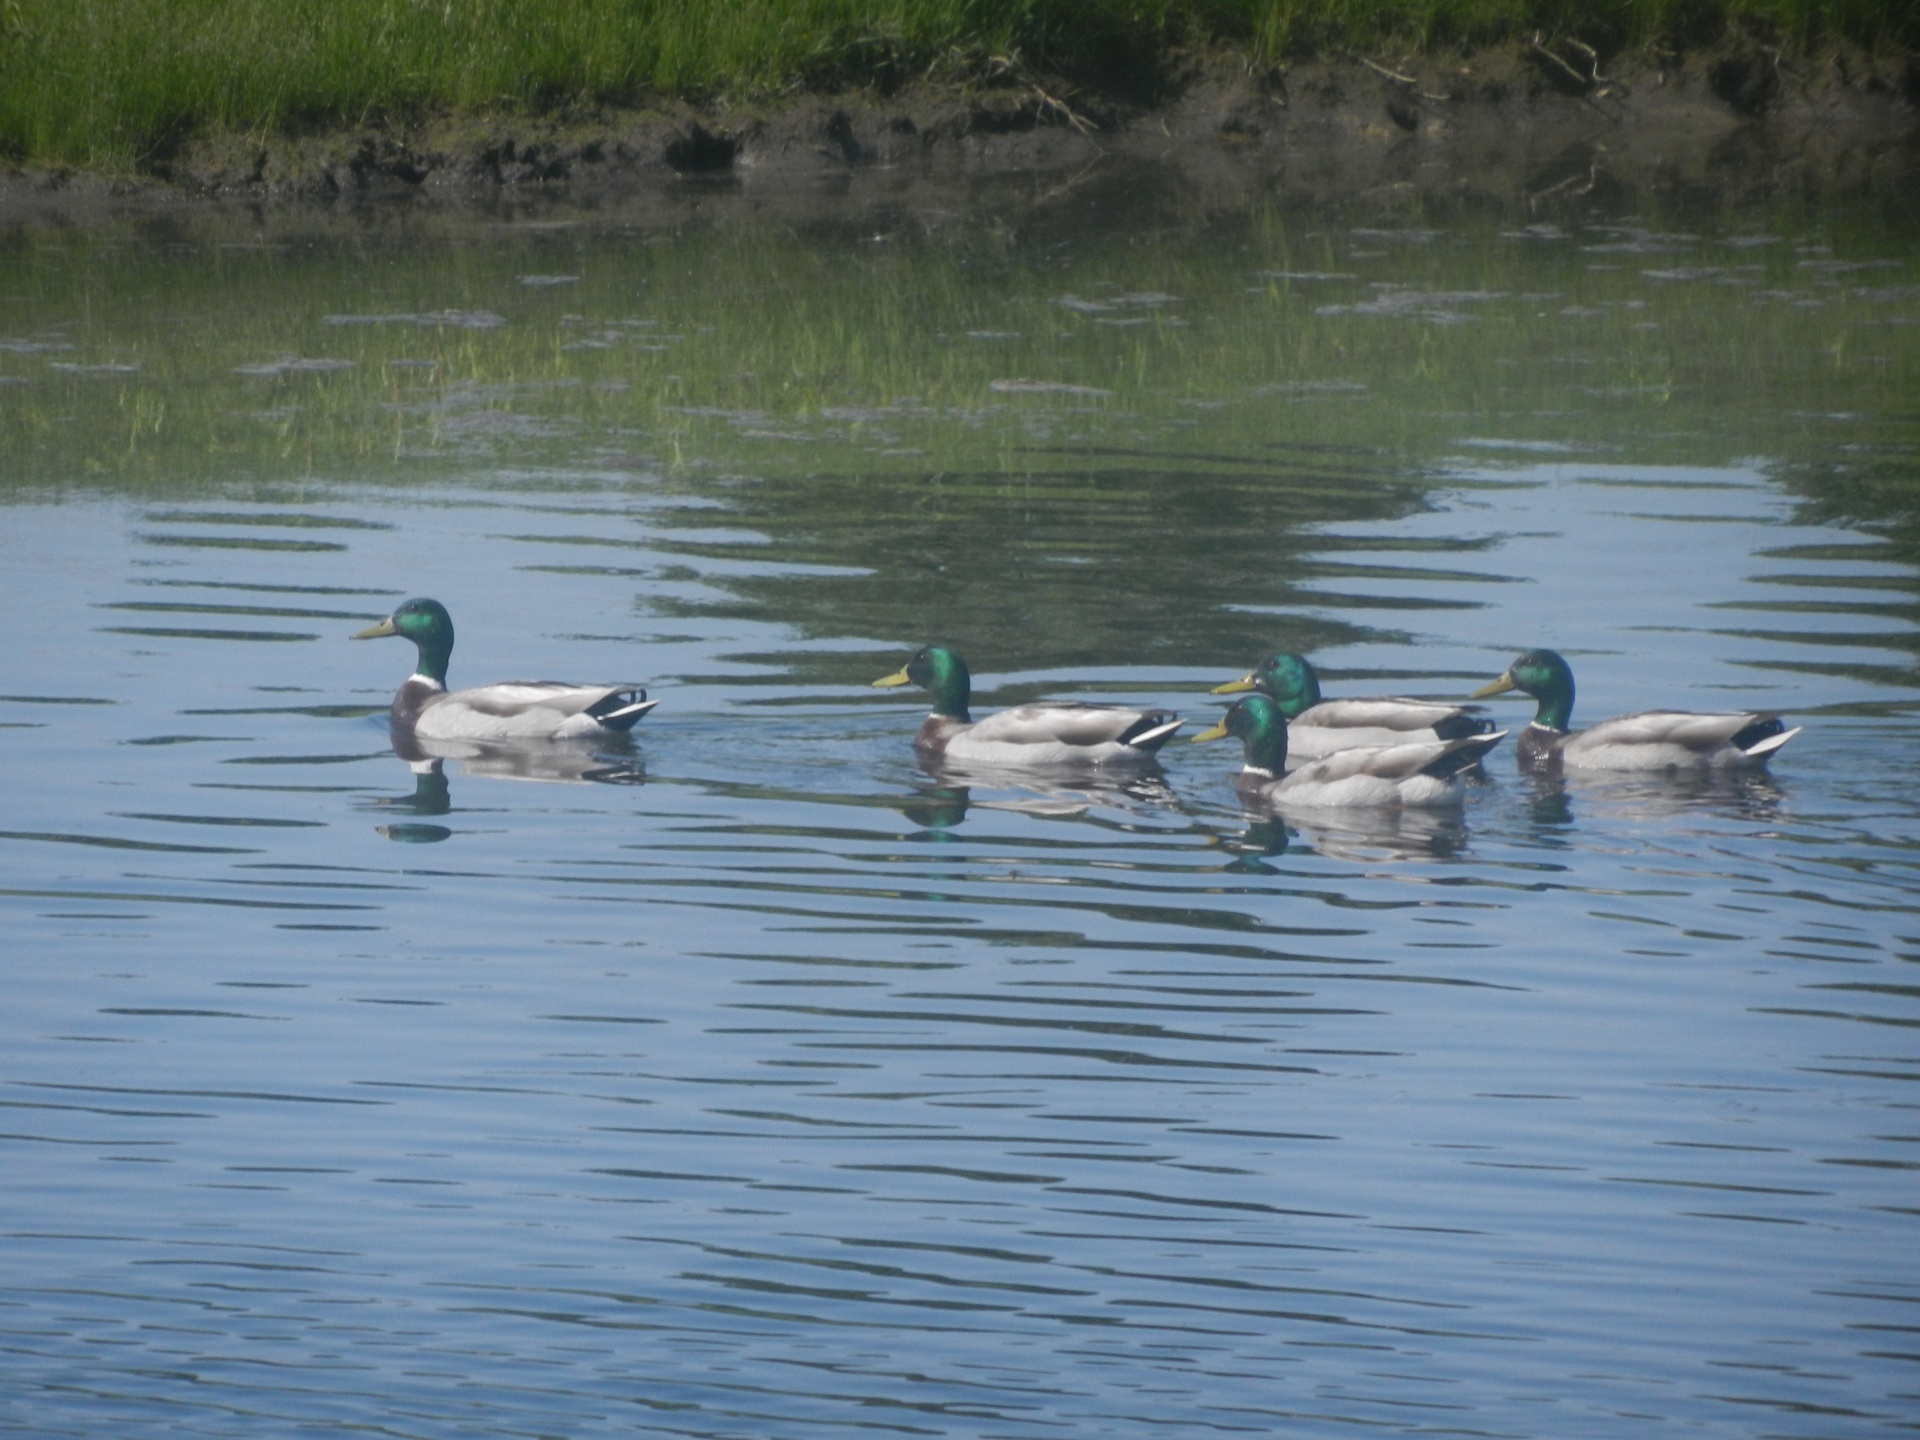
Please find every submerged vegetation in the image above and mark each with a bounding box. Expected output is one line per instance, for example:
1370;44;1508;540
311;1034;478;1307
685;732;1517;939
0;0;1912;171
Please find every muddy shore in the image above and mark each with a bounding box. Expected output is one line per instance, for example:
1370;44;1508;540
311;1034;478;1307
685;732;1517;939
4;42;1916;234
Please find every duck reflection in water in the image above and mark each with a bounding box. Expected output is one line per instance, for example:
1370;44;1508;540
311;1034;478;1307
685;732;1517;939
1212;815;1291;874
1276;804;1470;862
391;729;646;786
368;732;647;842
1521;764;1786;829
374;759;455;844
891;759;1183;834
1202;797;1472;868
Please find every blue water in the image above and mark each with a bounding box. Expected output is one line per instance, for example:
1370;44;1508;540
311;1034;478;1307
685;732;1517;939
2;196;1917;1439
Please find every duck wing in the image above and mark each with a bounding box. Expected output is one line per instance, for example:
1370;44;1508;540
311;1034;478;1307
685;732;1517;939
1564;709;1799;766
1285;698;1496;761
1295;697;1493;738
930;703;1184;767
416;681;657;740
1263;731;1506;808
1296;731;1506;785
966;703;1183;752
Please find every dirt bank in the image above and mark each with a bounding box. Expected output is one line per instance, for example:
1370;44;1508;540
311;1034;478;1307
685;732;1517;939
5;40;1917;232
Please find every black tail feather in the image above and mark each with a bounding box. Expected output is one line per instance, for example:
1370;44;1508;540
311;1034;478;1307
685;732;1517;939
1729;715;1787;754
1433;712;1499;741
1424;732;1506;780
1117;709;1183;752
589;688;658;733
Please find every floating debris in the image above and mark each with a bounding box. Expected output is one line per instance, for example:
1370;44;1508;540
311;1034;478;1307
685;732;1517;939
1250;379;1368;396
233;358;357;376
988;379;1114;397
820;402;932;423
1350;227;1440;244
1053;292;1177;315
1582;229;1698;255
1798;259;1902;274
326;310;507;329
1317;287;1505;324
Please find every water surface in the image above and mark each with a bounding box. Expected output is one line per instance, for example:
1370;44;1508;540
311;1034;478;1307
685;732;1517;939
3;182;1917;1438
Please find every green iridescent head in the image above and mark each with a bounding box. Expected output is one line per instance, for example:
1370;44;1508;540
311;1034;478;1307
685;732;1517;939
1212;652;1322;719
352;597;455;684
1472;647;1575;731
1191;693;1289;773
872;644;972;720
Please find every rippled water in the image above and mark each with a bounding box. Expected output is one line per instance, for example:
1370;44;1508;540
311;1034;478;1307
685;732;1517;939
3;182;1918;1438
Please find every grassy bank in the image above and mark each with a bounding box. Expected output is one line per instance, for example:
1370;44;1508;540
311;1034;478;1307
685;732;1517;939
1;0;1911;172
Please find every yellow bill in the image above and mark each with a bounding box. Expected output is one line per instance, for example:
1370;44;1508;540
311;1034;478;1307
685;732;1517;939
871;668;912;689
351;618;397;640
1210;674;1257;695
1469;672;1517;699
1190;719;1230;743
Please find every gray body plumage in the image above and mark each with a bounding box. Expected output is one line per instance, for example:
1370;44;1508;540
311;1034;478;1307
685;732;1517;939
1519;710;1801;770
1241;731;1507;808
916;703;1184;767
396;676;658;741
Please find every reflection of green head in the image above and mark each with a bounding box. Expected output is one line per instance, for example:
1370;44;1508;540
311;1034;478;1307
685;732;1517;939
900;784;970;831
1473;647;1575;731
872;644;972;720
1192;694;1289;773
353;597;455;684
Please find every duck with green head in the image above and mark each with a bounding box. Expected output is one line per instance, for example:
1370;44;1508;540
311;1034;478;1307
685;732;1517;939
1194;693;1506;807
872;644;1182;766
1212;652;1494;766
1471;647;1799;770
352;597;657;741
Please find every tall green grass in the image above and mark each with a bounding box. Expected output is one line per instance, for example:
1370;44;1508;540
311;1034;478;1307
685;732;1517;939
1;0;1910;171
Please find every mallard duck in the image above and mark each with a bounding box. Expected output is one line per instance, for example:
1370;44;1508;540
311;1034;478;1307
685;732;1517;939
351;598;657;741
1213;652;1495;763
1194;694;1506;807
872;644;1182;766
1470;647;1800;770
